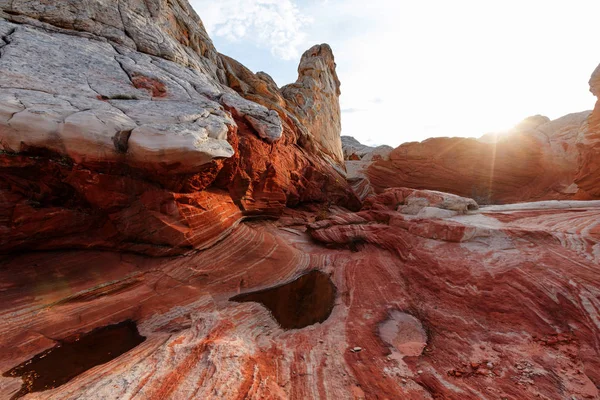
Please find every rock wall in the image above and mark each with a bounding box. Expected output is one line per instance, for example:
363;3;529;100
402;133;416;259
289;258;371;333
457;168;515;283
282;44;345;165
575;65;600;198
0;3;358;255
367;110;597;204
0;0;224;80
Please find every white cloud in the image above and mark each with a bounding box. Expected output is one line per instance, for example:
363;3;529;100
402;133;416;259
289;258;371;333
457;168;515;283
192;0;600;146
191;0;311;60
301;0;600;146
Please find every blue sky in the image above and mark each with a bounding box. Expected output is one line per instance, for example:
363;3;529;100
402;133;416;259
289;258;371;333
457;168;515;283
191;0;600;147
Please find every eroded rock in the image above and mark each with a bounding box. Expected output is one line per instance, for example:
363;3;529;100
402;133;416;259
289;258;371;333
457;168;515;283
0;6;359;255
282;44;344;165
1;1;600;400
367;112;598;204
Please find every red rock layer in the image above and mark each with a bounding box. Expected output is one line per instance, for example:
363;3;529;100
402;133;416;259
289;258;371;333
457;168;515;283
0;116;358;255
367;85;600;204
367;131;589;204
2;2;600;399
220;46;346;168
1;190;598;399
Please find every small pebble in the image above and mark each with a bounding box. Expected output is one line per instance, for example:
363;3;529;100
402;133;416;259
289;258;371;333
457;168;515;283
401;378;407;384
487;362;494;369
352;347;362;352
417;370;423;374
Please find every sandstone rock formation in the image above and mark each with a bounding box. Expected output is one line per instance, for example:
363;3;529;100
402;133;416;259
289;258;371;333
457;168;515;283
368;111;598;204
282;45;344;165
576;65;600;198
0;1;359;255
341;136;393;162
0;0;224;79
1;189;599;400
342;136;393;201
219;47;346;168
1;1;600;400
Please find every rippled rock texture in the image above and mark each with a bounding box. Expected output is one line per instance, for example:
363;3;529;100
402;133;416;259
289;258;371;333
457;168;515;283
1;190;599;399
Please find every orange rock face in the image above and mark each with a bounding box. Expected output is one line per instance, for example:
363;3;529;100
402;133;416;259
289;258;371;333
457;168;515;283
0;1;359;255
367;111;599;204
281;44;344;165
575;66;600;198
0;114;358;255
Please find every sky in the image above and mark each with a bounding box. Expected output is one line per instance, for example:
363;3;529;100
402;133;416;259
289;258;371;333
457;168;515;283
190;0;600;147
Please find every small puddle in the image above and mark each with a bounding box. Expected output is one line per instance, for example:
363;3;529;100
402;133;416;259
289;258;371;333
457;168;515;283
3;320;145;399
230;270;336;330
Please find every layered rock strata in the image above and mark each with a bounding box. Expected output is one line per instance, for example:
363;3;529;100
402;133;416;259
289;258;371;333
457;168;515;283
0;1;358;255
368;111;599;204
0;189;599;399
341;136;393;201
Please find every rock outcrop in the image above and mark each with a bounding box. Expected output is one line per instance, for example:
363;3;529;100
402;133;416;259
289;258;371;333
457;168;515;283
367;111;597;204
341;136;393;162
575;65;600;198
0;2;359;255
282;45;344;165
341;136;393;201
219;49;346;168
0;0;224;80
1;1;600;400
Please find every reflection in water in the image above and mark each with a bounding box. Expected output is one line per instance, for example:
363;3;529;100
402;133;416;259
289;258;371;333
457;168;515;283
230;270;336;330
4;320;145;399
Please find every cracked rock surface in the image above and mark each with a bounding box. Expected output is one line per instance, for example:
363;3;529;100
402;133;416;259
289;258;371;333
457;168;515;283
0;19;235;173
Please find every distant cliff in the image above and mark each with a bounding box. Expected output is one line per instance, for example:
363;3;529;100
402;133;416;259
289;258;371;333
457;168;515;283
365;108;598;204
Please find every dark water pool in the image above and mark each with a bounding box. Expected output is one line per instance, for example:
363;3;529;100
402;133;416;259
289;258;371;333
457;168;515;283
230;270;336;330
3;320;145;399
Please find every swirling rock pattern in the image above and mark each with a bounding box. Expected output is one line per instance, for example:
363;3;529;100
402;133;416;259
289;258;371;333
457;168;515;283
0;190;599;399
